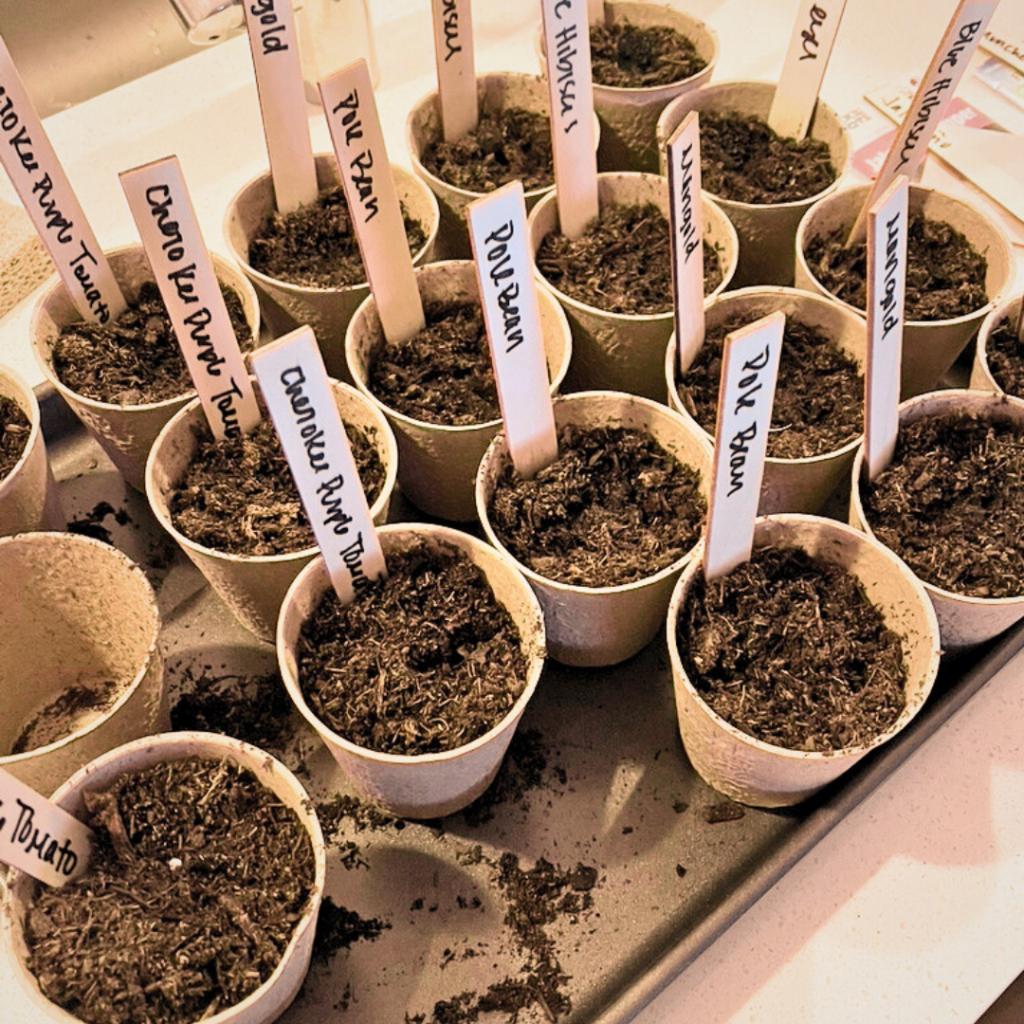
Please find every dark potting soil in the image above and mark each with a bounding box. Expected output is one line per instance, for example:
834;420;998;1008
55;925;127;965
247;184;427;289
0;395;30;479
51;282;251;406
367;300;502;425
9;679;120;755
679;546;908;751
420;108;554;193
699;110;836;204
862;411;1024;598
312;897;390;964
535;202;722;315
805;214;988;321
24;757;315;1024
982;318;1024;398
677;314;863;459
488;423;706;587
590;21;707;88
167;416;384;556
297;542;528;756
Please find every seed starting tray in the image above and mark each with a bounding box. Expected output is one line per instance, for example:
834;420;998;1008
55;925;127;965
35;382;1024;1024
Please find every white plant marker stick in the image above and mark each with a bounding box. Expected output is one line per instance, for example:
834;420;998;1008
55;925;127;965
703;311;785;581
241;0;317;213
846;0;997;245
767;0;848;140
468;182;558;479
251;326;386;604
120;156;261;441
864;175;909;483
0;36;125;323
667;112;705;375
319;60;425;343
430;0;478;142
0;767;92;887
540;0;599;240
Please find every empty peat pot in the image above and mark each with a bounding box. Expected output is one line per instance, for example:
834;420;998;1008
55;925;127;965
0;531;165;796
527;171;737;401
146;378;397;642
31;245;260;491
223;154;439;380
656;80;850;287
0;362;62;537
666;286;866;515
850;389;1024;651
1;731;326;1024
346;260;571;521
666;514;941;808
969;293;1024;397
277;523;546;819
795;183;1013;399
476;391;713;668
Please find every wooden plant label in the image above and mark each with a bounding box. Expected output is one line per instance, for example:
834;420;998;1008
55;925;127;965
319;59;425;344
120;156;261;441
0;767;91;887
703;312;785;581
468;182;558;479
864;175;909;482
847;0;997;244
667;112;705;374
431;0;477;142
0;36;125;323
540;0;599;239
241;0;318;213
768;0;848;140
251;326;386;604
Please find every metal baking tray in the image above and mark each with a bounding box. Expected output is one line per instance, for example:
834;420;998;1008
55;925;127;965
35;380;1024;1024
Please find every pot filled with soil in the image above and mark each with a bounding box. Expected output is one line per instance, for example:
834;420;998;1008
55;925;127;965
476;390;712;667
346;259;572;521
2;731;326;1024
223;154;439;380
536;1;718;173
796;183;1013;399
407;71;599;260
969;293;1024;397
277;523;546;819
0;363;62;537
0;532;165;797
146;377;396;642
851;389;1024;650
666;287;866;514
527;171;737;400
656;80;849;287
31;245;260;491
667;513;940;807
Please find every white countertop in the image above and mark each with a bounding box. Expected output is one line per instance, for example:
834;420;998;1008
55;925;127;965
2;2;1024;1022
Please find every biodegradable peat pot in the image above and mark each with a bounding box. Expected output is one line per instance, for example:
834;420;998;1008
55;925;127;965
223;154;439;380
346;260;572;521
527;172;737;400
657;80;849;288
851;390;1024;650
0;363;62;536
666;287;866;514
31;245;260;492
278;524;546;819
970;293;1024;396
667;514;941;808
407;71;600;260
477;391;713;667
536;2;718;173
2;731;326;1024
796;183;1014;399
0;532;165;797
146;380;397;642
